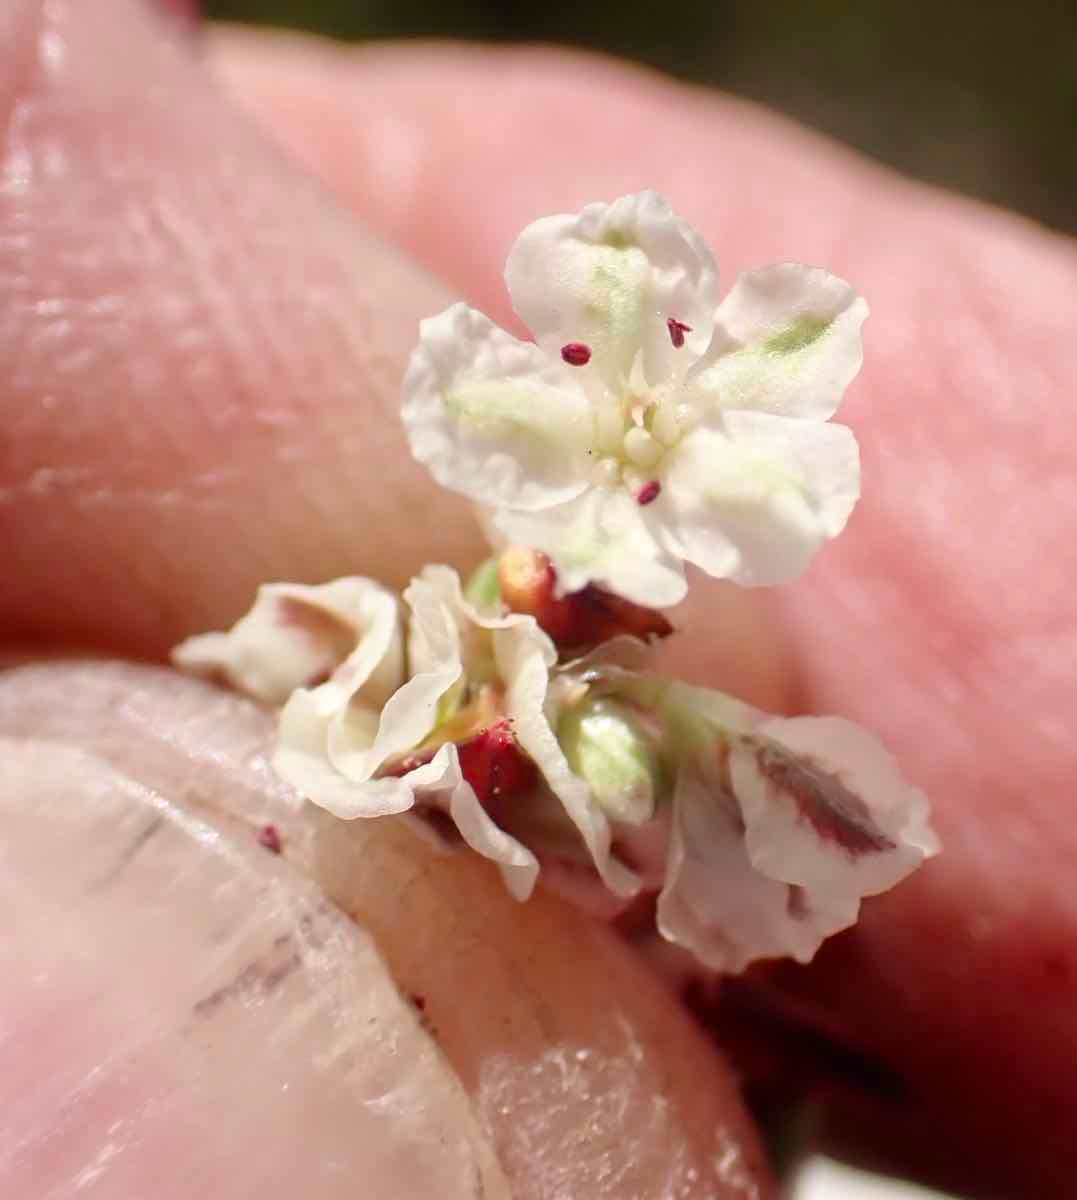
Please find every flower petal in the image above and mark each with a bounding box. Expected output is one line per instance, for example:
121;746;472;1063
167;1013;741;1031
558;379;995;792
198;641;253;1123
410;564;556;652
731;716;940;900
273;687;423;818
273;573;467;811
660;415;860;586
172;577;403;708
656;767;860;973
493;487;687;608
401;303;593;512
494;620;639;897
691;264;868;421
438;744;540;902
505;192;718;388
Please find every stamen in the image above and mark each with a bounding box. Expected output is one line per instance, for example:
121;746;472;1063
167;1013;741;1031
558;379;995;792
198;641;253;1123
561;342;592;366
595;404;624;454
667;318;692;349
623;427;662;468
650;400;680;447
637;480;662;506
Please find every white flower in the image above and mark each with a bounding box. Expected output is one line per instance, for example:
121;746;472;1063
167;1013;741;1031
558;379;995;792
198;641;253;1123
171;577;404;707
402;191;867;607
271;566;638;901
656;700;939;972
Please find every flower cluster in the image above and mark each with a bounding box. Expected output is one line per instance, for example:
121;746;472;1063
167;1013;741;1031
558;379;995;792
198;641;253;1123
174;192;937;973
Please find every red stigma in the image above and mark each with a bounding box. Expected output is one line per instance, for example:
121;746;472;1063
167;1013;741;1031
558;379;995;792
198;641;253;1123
561;342;592;366
457;719;539;805
637;480;661;506
666;318;692;348
257;823;282;854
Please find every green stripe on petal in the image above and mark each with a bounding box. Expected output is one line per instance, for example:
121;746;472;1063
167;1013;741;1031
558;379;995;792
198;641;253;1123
691;264;868;423
402;303;592;513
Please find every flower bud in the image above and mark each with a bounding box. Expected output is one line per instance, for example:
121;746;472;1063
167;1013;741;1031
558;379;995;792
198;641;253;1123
498;547;671;650
463;557;502;612
559;697;664;824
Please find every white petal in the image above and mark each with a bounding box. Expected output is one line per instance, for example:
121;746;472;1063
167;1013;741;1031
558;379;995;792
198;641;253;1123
505;192;718;387
433;744;541;902
324;572;468;782
657;767;860;973
273;688;416;818
409;563;556;654
731;716;939;901
401;303;593;511
172;577;403;708
494;621;639;897
493;486;687;607
692;264;868;421
660;416;860;586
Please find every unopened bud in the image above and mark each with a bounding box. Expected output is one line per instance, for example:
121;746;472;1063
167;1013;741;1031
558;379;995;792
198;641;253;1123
559;697;664;824
464;557;502;612
498;547;672;649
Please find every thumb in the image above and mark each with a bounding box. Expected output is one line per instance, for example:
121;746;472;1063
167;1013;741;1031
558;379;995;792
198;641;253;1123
0;657;771;1197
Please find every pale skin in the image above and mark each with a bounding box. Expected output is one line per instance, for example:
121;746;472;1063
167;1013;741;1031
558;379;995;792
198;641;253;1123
2;1;1076;1196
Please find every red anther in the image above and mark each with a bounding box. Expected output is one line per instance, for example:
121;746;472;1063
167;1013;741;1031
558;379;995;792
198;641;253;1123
636;480;662;506
561;342;592;366
257;824;283;854
667;318;692;348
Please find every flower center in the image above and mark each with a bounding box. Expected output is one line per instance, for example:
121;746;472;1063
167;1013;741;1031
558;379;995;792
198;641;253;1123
591;383;697;499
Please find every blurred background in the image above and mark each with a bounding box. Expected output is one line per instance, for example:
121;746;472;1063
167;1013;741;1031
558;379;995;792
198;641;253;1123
207;0;1077;235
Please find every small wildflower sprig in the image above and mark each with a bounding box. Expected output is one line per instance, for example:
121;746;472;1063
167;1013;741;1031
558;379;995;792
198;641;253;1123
173;192;937;973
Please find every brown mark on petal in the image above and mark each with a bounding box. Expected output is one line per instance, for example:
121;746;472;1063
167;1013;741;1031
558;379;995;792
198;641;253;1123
749;737;897;856
275;597;356;665
667;318;692;348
